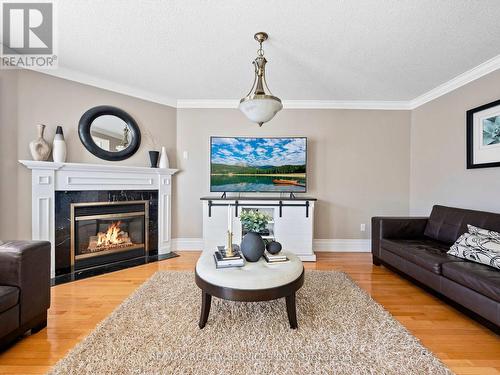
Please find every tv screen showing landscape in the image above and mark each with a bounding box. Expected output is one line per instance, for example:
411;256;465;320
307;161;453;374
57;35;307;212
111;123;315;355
210;137;307;193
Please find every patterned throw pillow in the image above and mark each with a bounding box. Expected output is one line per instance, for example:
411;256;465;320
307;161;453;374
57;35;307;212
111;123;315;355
448;233;500;270
467;224;500;241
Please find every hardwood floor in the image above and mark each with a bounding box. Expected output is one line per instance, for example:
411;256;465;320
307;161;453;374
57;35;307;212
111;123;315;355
0;252;498;374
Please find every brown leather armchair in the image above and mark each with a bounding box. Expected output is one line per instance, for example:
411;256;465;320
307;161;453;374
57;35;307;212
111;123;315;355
0;240;51;349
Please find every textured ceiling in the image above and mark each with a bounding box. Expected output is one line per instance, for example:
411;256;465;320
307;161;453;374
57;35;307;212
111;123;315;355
50;0;500;102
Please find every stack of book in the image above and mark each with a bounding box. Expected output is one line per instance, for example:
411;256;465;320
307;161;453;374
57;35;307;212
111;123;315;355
213;246;245;268
263;251;289;263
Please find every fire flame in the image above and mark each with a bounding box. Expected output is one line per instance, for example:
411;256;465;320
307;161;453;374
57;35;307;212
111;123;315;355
96;221;128;247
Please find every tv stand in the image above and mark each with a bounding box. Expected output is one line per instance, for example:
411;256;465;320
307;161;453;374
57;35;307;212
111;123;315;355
200;196;317;261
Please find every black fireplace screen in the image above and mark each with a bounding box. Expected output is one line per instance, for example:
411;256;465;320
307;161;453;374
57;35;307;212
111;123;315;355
75;215;146;259
71;201;149;270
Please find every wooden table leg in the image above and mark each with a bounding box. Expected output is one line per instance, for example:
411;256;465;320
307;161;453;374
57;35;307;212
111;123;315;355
285;293;298;329
198;291;212;329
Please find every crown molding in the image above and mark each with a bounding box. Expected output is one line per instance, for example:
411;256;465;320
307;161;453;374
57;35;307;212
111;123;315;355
176;99;412;110
176;99;239;108
25;67;178;108
282;100;411;110
25;53;500;110
409;53;500;109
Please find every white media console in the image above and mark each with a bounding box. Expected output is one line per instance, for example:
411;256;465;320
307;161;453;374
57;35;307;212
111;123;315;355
201;196;316;261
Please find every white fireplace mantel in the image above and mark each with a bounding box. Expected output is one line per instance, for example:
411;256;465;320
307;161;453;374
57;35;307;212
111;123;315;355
19;160;179;277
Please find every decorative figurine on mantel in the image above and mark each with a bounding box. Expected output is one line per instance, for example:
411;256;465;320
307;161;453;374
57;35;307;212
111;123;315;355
29;124;51;161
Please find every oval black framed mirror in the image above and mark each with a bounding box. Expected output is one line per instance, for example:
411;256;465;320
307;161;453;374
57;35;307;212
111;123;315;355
78;105;141;161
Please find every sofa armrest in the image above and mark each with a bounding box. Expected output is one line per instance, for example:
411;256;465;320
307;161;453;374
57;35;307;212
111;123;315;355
371;217;428;259
0;240;51;325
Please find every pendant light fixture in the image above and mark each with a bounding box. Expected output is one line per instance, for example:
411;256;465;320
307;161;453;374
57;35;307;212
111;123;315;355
239;32;283;127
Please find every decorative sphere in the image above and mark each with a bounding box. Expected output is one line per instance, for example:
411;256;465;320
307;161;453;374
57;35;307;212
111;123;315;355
240;232;265;262
266;241;282;255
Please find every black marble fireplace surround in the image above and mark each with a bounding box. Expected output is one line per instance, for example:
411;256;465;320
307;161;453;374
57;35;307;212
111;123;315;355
54;190;173;284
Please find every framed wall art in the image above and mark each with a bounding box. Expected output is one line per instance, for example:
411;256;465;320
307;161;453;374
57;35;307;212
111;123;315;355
466;99;500;169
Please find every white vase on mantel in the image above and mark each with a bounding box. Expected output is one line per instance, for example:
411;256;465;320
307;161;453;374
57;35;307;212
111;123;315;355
52;126;67;163
159;146;169;168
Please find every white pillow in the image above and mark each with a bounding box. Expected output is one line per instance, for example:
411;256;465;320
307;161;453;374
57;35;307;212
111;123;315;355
467;224;500;242
448;233;500;270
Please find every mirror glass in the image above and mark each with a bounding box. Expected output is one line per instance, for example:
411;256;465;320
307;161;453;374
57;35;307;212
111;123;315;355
90;115;132;152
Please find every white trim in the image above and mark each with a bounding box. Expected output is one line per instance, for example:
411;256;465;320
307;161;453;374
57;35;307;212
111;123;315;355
171;238;204;251
283;100;411;110
19;160;178;175
26;54;500;110
172;238;370;253
176;99;411;110
27;67;178;108
313;239;371;252
409;54;500;109
176;100;239;109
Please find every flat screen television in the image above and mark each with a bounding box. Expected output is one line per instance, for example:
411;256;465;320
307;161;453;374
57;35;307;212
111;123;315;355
210;137;307;193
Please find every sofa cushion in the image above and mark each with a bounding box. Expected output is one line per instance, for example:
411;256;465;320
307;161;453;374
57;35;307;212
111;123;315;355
468;224;500;241
448;233;500;270
380;239;463;274
0;286;19;313
442;262;500;302
424;205;500;245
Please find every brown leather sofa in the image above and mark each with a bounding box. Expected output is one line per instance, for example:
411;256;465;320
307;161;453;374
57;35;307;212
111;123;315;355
0;240;51;349
372;205;500;329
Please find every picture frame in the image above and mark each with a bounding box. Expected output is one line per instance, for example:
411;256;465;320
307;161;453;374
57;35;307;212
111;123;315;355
466;99;500;169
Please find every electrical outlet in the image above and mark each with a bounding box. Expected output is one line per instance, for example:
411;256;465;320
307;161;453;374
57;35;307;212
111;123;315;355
360;223;366;232
183;151;188;159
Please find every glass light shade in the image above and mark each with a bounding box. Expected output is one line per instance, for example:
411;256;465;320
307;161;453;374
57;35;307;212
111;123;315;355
238;96;283;126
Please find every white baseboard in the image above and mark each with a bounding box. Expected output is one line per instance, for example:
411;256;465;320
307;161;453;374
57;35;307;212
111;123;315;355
313;239;371;252
171;238;204;251
171;238;370;253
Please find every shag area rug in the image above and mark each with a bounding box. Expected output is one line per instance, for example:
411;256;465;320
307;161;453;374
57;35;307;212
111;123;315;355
49;271;452;375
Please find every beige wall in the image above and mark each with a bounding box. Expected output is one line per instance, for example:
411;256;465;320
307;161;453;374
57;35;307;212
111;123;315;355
1;68;412;241
0;71;19;239
10;67;498;241
410;70;500;215
174;108;411;239
2;70;177;239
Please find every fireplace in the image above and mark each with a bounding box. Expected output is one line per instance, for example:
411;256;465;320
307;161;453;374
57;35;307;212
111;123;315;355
20;161;178;282
70;200;149;271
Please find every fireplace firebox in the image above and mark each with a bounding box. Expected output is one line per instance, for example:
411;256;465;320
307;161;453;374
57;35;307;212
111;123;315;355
70;200;149;271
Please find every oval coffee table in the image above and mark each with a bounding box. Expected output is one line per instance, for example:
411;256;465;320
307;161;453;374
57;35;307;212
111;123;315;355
195;252;304;329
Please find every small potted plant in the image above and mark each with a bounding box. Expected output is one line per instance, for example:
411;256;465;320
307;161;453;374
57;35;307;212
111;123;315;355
239;209;272;235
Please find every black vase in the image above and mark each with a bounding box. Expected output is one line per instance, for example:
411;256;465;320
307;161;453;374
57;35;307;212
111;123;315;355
149;151;160;168
240;232;265;262
266;241;282;255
